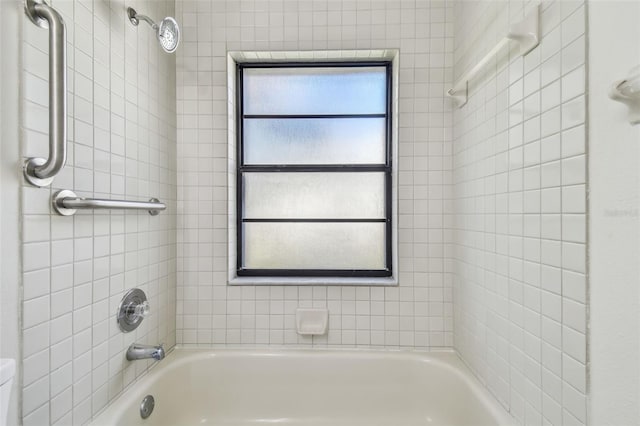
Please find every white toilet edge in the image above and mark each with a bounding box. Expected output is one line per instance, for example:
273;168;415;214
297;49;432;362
0;360;15;387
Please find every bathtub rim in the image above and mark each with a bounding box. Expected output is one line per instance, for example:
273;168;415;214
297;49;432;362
90;347;516;426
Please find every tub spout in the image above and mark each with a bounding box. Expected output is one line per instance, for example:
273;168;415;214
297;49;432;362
126;343;165;361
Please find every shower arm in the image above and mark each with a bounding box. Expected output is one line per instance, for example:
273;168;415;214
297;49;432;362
128;8;158;30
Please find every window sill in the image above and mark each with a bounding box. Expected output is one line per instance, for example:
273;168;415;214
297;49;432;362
228;276;398;286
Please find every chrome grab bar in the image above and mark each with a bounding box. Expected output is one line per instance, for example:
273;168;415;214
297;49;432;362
52;190;167;216
23;0;67;187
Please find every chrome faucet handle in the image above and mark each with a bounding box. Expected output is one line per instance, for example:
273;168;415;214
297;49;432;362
131;300;150;319
117;289;149;332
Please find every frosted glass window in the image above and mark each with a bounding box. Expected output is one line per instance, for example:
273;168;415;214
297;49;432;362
243;172;385;219
244;118;386;165
243;67;387;115
237;62;392;278
243;223;386;270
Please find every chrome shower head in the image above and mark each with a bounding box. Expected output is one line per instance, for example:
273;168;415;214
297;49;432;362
157;16;180;53
127;7;180;53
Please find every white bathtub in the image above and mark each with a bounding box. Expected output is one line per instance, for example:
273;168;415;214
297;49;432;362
90;349;513;426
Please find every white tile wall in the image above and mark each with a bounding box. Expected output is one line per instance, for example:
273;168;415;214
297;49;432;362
14;0;592;423
451;0;587;425
20;0;177;424
176;0;455;349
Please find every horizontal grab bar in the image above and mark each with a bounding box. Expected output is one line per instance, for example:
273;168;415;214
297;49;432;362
24;0;68;187
52;190;166;216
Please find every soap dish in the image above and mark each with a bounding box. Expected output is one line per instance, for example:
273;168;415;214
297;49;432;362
295;308;329;335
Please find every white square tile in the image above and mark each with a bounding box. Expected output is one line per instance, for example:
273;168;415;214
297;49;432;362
561;96;585;129
23;295;50;329
562;185;586;214
561;7;585;46
22;375;49;415
561;125;585;158
562;382;587;423
562;214;586;243
541;134;561;163
22;350;49;387
561;155;586;185
562;326;586;364
562;242;586;273
561;66;584;102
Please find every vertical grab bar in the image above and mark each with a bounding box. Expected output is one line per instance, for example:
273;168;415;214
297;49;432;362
23;0;67;187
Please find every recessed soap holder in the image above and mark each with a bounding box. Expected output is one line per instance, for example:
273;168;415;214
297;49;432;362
295;308;329;336
117;288;150;332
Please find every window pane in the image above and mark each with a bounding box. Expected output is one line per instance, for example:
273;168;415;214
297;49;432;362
242;222;386;270
243;118;386;165
243;67;387;115
243;172;385;219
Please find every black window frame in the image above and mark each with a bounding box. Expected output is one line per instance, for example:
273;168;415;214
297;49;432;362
236;61;393;278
